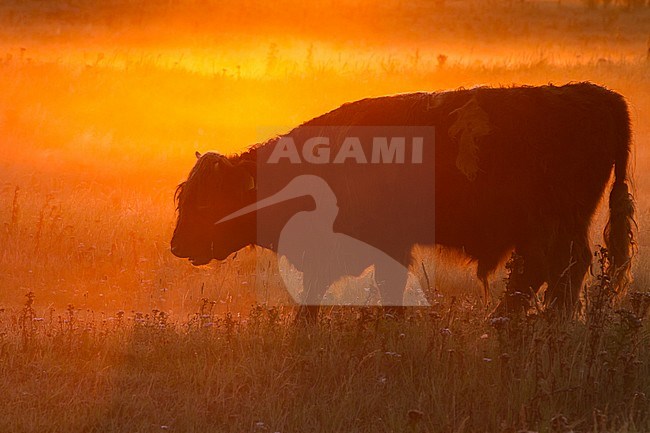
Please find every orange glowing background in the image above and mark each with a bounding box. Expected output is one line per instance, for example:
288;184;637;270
1;0;649;313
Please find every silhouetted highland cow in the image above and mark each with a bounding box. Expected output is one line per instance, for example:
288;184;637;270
171;82;635;319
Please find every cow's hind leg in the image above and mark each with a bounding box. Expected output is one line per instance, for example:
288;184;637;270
479;274;490;305
544;230;591;316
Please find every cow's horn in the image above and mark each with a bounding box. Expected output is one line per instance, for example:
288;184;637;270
214;155;233;172
244;174;255;191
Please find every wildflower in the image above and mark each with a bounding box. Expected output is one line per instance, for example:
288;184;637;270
490;316;510;329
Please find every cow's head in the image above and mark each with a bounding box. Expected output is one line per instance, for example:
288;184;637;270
171;151;256;265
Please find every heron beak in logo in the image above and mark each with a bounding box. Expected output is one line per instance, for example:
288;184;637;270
215;175;323;226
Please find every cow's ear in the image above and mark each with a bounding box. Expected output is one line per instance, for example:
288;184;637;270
195;151;202;159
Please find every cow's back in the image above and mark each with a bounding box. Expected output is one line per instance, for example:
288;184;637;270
251;83;624;262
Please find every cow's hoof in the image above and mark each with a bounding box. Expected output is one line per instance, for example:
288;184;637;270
294;306;319;324
490;291;531;318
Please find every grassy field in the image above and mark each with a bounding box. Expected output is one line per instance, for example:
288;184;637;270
1;0;650;431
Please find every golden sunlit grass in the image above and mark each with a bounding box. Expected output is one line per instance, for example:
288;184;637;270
2;53;649;312
1;262;649;432
1;1;650;432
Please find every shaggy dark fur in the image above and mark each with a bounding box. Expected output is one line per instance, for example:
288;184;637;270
172;82;635;319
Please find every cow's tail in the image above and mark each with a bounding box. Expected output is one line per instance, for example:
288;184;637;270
604;94;636;295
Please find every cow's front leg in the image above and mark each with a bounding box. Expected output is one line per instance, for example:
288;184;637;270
374;258;408;318
295;271;329;323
